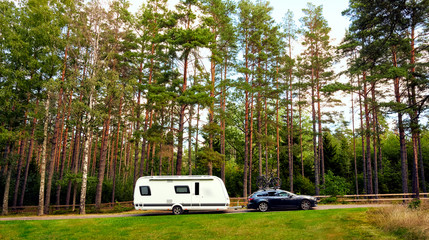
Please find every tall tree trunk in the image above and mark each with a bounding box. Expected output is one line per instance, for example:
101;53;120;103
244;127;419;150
418;135;426;193
392;47;408;194
264;98;268;177
2;165;12;215
358;74;367;194
95;103;112;210
80;91;93;215
275;66;280;178
298;77;303;177
44;28;69;214
20;101;38;206
67;125;81;206
258;93;262;177
410;24;419;199
208;43;216;176
38;93;51;216
188;104;193;175
13;131;27;207
243;33;249;198
112;95;123;204
351;79;358;195
177;51;189;176
133;63;142;186
363;73;373;194
2;144;12;215
220;56;227;182
371;82;379;195
311;68;319;195
249;92;254;195
316;70;324;187
56;90;73;206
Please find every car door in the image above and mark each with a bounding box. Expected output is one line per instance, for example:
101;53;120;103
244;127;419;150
278;191;295;208
268;191;283;208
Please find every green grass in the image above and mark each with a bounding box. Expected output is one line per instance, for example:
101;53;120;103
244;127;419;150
0;208;397;240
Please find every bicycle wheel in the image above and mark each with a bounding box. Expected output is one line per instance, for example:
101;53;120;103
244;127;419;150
270;177;282;189
257;176;267;189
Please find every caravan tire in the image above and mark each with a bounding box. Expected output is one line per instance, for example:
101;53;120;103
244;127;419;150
172;205;183;215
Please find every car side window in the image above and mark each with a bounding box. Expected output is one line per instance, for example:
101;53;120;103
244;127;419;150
268;192;276;196
278;192;289;197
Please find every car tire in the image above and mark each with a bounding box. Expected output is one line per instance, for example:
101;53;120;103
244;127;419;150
300;200;311;210
172;205;183;215
258;202;269;212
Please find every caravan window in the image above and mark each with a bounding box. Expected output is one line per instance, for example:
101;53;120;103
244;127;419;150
140;186;151;196
175;186;190;194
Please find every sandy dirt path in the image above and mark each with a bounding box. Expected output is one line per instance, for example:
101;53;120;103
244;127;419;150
0;204;390;221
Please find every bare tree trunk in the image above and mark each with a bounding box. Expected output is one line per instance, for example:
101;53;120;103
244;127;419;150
38;93;51;216
95;104;112;210
56;90;73;206
243;32;250;198
13;131;27;207
80;91;93;215
371;81;379;195
2;158;12;215
316;71;324;187
221;57;227;182
392;47;408;195
111;95;123;204
351;78;358;195
67;126;81;206
276;66;280;178
249;92;254;196
363;73;373;194
258;93;262;177
358;74;367;194
311;67;319;195
418;135;426;193
2;144;12;215
177;51;189;176
20;104;38;206
188;104;193;175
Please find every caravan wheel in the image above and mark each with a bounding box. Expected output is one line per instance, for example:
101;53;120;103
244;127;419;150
172;205;183;215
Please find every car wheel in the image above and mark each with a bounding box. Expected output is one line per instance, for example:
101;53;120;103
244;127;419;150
172;205;183;215
300;200;311;210
258;202;269;212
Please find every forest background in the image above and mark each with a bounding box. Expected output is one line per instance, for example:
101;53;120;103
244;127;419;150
0;0;428;215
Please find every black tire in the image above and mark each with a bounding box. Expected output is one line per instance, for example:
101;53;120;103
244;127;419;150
300;200;311;210
258;202;269;212
172;205;183;215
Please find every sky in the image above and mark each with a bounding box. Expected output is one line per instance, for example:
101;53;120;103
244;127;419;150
128;0;351;47
126;0;356;130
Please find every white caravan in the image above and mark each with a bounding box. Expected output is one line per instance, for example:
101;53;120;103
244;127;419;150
133;175;230;215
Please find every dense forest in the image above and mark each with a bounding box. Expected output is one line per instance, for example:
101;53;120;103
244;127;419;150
0;0;428;215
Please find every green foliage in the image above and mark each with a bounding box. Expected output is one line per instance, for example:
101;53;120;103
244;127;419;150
320;171;352;196
408;199;421;210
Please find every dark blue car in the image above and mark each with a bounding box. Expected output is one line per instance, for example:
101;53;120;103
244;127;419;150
247;189;317;212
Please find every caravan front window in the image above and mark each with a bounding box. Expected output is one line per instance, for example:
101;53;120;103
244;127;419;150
174;186;190;194
140;186;151;196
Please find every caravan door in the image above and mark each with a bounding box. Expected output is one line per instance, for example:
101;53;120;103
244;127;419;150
192;182;201;208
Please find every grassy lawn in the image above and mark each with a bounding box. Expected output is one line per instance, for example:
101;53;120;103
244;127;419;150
0;208;397;240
